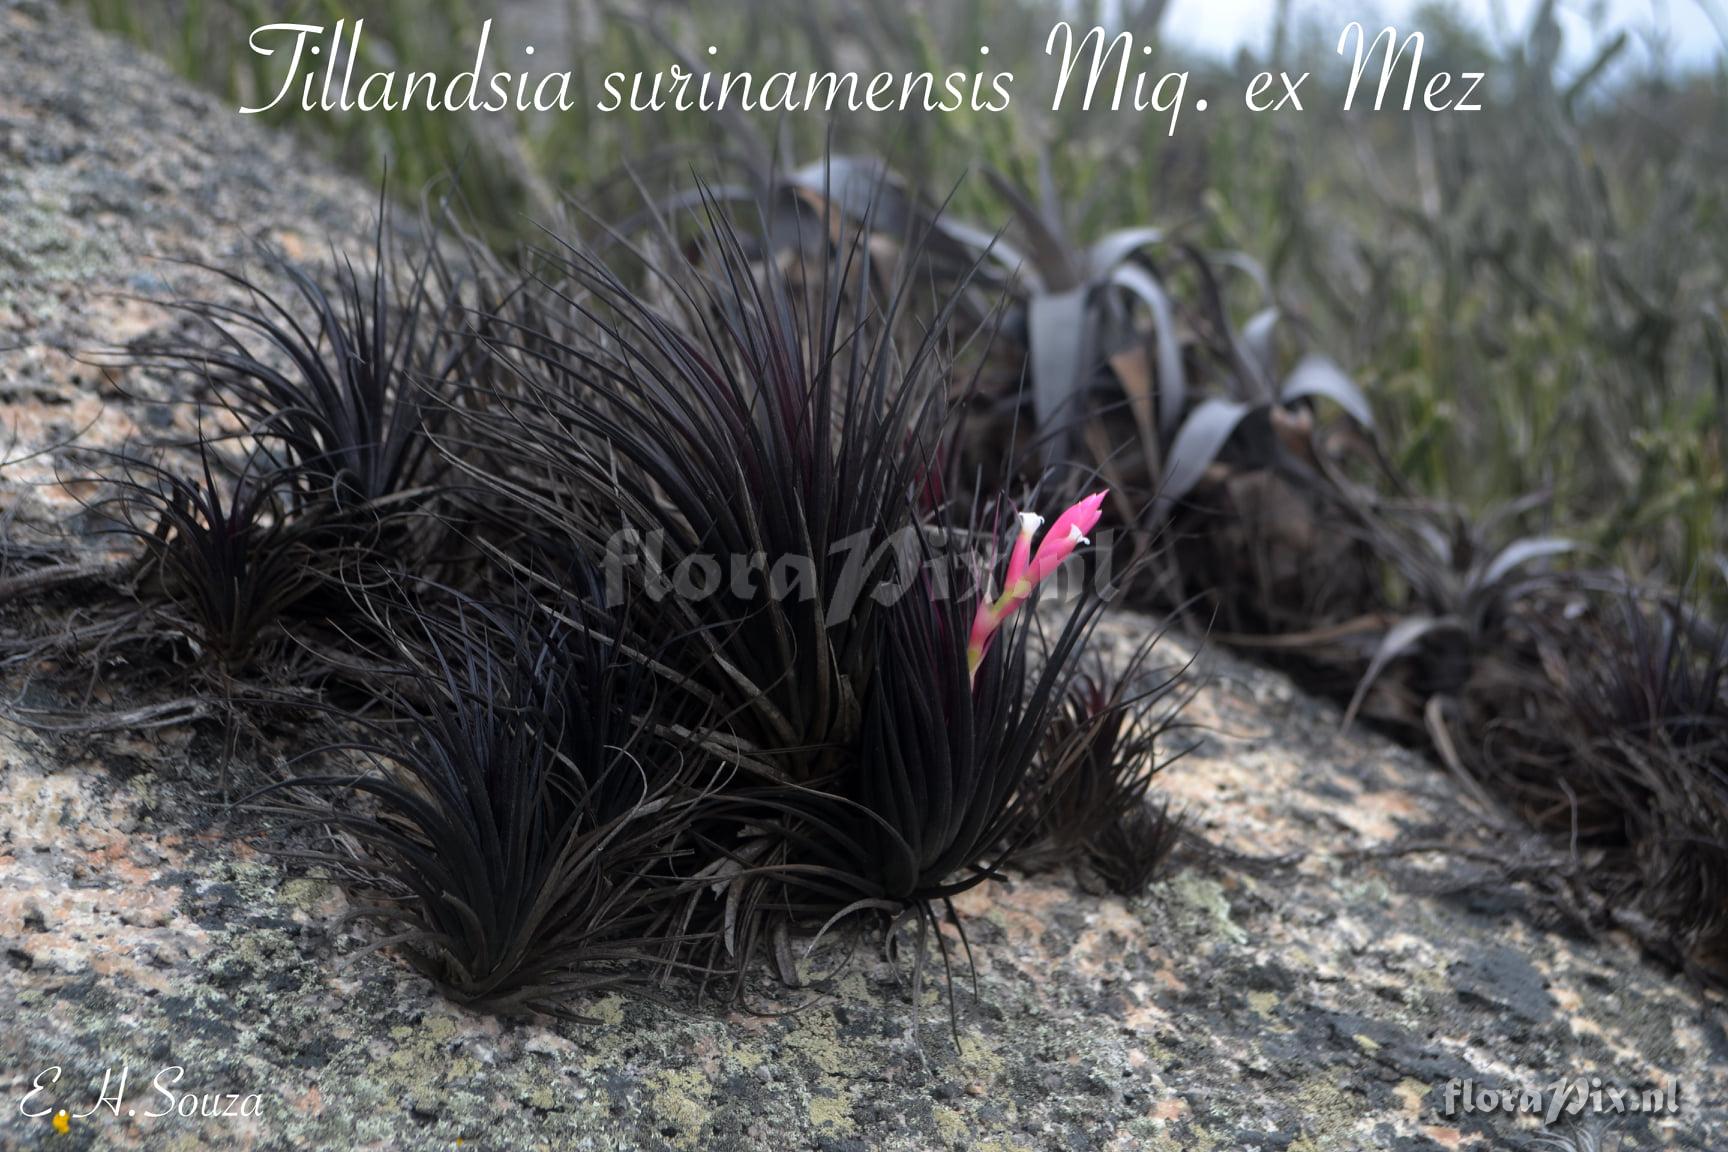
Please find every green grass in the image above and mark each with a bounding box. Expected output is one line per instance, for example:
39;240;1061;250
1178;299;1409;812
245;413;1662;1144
73;0;1728;589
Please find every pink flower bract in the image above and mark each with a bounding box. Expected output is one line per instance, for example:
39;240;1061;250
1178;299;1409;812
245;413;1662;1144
967;491;1107;681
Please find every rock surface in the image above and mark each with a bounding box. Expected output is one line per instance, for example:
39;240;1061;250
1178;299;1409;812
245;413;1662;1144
0;3;1724;1149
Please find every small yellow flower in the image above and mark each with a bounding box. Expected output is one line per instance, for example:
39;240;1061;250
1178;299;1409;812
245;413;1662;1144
52;1110;70;1134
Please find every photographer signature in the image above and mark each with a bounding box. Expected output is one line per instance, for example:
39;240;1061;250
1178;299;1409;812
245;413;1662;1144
19;1065;264;1128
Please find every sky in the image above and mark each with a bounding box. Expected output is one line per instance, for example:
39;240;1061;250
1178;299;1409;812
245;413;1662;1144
1158;0;1726;68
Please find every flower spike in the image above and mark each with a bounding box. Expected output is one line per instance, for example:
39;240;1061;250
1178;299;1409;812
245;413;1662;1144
968;491;1107;682
1026;491;1106;587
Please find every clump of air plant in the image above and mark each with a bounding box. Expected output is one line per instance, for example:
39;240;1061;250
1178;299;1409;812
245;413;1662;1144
11;171;1205;1031
1088;795;1184;898
143;218;471;509
453;178;1145;1030
455;188;964;778
1615;734;1728;981
257;588;718;1014
112;210;485;618
90;436;332;677
1016;636;1195;896
857;496;1110;902
21;213;487;699
773;503;1112;1041
1582;594;1728;750
1557;593;1728;979
1435;582;1728;983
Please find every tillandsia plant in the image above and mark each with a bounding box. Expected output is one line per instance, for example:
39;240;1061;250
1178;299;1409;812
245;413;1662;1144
258;587;719;1014
130;210;476;533
1015;635;1196;896
456;186;974;778
759;502;1113;1040
438;180;1175;1031
44;209;502;685
89;434;331;676
1582;594;1728;750
1478;589;1728;982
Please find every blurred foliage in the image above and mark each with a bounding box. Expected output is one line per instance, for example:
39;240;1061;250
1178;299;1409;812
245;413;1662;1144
74;0;1728;587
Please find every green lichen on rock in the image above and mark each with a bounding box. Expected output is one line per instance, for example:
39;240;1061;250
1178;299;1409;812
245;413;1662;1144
1160;870;1247;946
